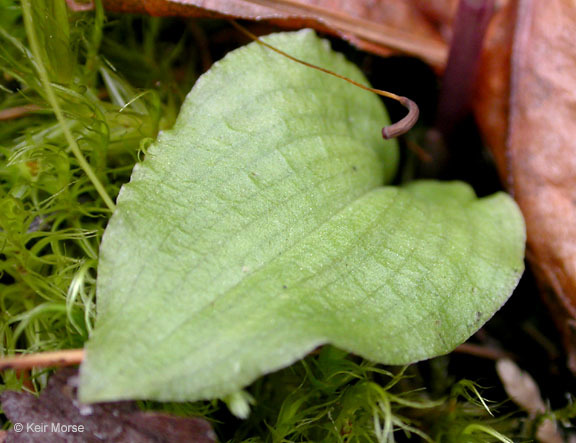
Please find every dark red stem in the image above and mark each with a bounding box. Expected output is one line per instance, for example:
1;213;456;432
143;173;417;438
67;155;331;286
436;0;495;136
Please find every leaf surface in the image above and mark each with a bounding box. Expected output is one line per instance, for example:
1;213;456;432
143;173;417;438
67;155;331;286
80;30;524;402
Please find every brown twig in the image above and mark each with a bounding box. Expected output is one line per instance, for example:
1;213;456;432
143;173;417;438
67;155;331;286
0;104;41;121
405;139;434;164
0;349;85;370
454;343;515;361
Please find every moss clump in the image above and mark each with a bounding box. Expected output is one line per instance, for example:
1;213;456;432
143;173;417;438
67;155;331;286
0;0;190;389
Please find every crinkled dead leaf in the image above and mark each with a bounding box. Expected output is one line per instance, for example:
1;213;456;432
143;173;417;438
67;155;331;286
414;0;458;40
473;0;514;180
508;0;576;371
79;31;524;403
475;0;576;371
0;369;216;442
496;359;563;443
95;0;448;67
496;358;545;415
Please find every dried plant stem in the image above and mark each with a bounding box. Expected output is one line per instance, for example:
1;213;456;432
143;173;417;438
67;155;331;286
436;0;495;136
0;349;85;370
230;20;419;138
0;104;41;120
0;345;511;371
455;343;514;361
21;0;116;211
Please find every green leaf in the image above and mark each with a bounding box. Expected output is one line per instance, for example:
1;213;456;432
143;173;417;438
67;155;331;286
79;30;525;403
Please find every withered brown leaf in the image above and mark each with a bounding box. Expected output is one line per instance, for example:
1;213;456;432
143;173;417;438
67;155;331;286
93;0;448;67
475;0;576;371
1;369;216;442
507;0;576;371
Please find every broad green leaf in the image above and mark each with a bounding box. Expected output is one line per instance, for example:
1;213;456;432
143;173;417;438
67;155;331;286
79;30;525;403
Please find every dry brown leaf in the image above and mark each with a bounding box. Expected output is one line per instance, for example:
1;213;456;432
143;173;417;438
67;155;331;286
508;0;576;371
414;0;458;40
496;359;563;443
97;0;448;67
480;0;576;371
474;0;514;181
0;368;216;442
476;0;576;371
496;358;546;414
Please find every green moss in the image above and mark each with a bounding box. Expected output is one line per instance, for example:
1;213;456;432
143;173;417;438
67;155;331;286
0;0;190;386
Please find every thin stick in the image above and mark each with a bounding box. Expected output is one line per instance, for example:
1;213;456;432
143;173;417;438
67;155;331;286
230;20;419;139
454;343;514;361
0;349;85;370
0;104;41;121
